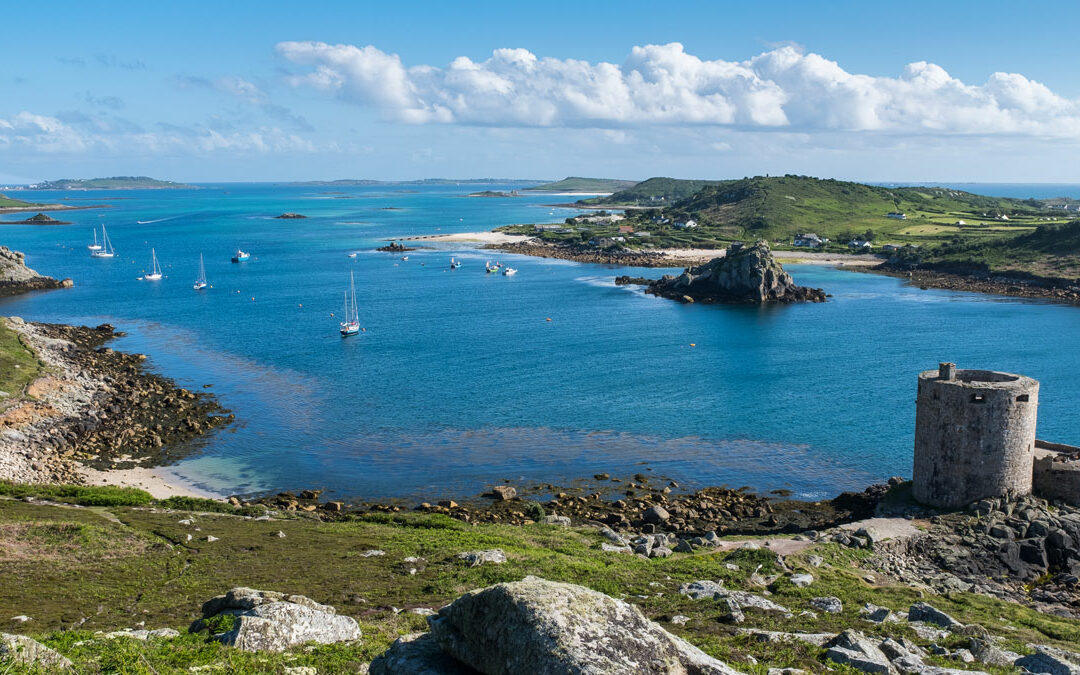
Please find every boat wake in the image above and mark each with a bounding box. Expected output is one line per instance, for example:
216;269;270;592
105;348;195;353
136;216;178;225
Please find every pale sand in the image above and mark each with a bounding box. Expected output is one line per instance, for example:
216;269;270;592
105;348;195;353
397;231;531;244
80;466;224;500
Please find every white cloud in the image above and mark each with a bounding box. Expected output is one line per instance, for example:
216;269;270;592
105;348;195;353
215;76;268;104
276;41;1080;137
0;111;326;155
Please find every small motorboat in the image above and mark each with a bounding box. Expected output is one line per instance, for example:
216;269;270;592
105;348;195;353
450;257;461;269
502;267;517;276
401;256;409;261
348;252;358;258
231;249;250;263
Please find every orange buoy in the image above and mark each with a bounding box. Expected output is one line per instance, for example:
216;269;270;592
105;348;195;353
689;343;696;347
251;297;255;301
546;318;552;322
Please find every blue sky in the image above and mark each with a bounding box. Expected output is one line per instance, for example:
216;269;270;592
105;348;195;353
3;0;1080;183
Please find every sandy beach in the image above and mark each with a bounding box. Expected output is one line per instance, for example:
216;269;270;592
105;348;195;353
398;231;531;245
80;466;221;500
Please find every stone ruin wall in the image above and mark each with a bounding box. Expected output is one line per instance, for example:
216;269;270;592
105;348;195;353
1033;440;1080;505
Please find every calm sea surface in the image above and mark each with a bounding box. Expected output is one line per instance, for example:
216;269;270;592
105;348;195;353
2;182;1078;500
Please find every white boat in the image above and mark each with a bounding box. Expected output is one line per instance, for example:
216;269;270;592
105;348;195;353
91;225;115;258
340;271;360;337
502;267;518;276
87;229;102;251
231;249;251;263
144;248;163;280
450;257;461;269
401;256;409;261
193;253;208;290
348;252;358;258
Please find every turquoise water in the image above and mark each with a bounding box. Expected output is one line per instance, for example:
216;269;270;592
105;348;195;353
2;183;1079;500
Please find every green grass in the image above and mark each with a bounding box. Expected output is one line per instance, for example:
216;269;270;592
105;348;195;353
0;482;154;507
0;194;39;208
0;321;41;396
1;494;1077;672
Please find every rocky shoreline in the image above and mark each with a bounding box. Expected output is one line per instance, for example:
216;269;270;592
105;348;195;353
872;266;1080;304
0;246;72;297
0;318;233;484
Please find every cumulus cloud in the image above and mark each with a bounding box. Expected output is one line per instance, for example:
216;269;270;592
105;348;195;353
0;110;325;155
276;41;1080;137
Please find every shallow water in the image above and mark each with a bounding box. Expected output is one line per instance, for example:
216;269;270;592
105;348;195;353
2;183;1078;500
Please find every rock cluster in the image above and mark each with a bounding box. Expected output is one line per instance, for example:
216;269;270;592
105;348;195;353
0;319;232;483
274;212;307;219
0;246;71;297
495;240;678;267
190;587;360;653
645;241;826;304
376;241;415;252
370;576;741;674
868;494;1080;616
1;632;72;670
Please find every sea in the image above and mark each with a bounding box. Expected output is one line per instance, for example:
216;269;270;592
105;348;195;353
1;181;1078;501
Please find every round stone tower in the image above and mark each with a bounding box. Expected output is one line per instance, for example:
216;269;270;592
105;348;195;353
913;363;1039;509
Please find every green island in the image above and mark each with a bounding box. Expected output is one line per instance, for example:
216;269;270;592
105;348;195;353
497;175;1080;283
30;176;195;190
0;194;42;210
523;176;640;192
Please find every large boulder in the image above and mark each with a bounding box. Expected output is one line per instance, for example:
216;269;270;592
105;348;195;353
0;632;72;670
646;241;825;304
192;587;360;653
369;632;478;674
426;576;741;674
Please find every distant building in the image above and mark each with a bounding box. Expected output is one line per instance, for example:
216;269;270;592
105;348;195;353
954;220;966;226
881;244;901;253
673;219;698;229
593;237;624;248
849;239;873;250
793;233;827;248
651;216;670;224
886;212;907;220
996;214;1010;221
618;225;634;233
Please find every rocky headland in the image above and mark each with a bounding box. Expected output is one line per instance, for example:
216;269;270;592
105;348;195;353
0;246;72;297
0;213;71;225
494;239;689;267
0;318;233;484
377;241;416;252
628;241;826;303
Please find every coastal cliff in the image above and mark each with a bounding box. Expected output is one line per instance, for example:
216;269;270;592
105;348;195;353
0;246;71;297
643;241;826;303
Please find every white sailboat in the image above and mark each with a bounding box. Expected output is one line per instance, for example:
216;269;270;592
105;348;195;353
91;225;115;258
193;253;208;290
340;271;360;336
144;248;163;280
87;229;102;251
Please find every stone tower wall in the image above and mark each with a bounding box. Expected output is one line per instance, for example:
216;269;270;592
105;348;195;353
913;364;1039;509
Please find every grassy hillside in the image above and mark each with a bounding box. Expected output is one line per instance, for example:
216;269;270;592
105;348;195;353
525;177;639;192
0;194;37;208
1;488;1078;673
0;321;40;395
583;177;724;204
917;220;1080;279
32;176;194;189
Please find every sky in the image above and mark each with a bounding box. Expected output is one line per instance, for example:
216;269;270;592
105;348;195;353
3;0;1080;184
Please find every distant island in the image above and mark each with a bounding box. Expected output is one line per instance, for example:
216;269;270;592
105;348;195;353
275;212;307;219
0;193;103;214
524;176;639;193
467;190;521;198
29;176;195;190
292;178;542;187
0;212;71;225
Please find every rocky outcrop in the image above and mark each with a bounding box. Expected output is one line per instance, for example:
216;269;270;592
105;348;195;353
377;241;416;252
0;320;233;484
372;576;741;674
0;632;72;669
0;246;71;297
274;212;307;219
191;587;360;653
645;241;825;304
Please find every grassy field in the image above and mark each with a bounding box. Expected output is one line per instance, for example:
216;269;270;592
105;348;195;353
1;487;1078;672
0;321;41;396
0;194;38;209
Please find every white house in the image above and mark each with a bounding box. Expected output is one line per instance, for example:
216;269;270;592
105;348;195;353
849;239;873;250
954;220;966;226
793;233;826;248
673;219;698;229
886;212;907;220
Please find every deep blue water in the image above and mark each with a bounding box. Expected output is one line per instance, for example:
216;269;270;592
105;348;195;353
2;182;1078;500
